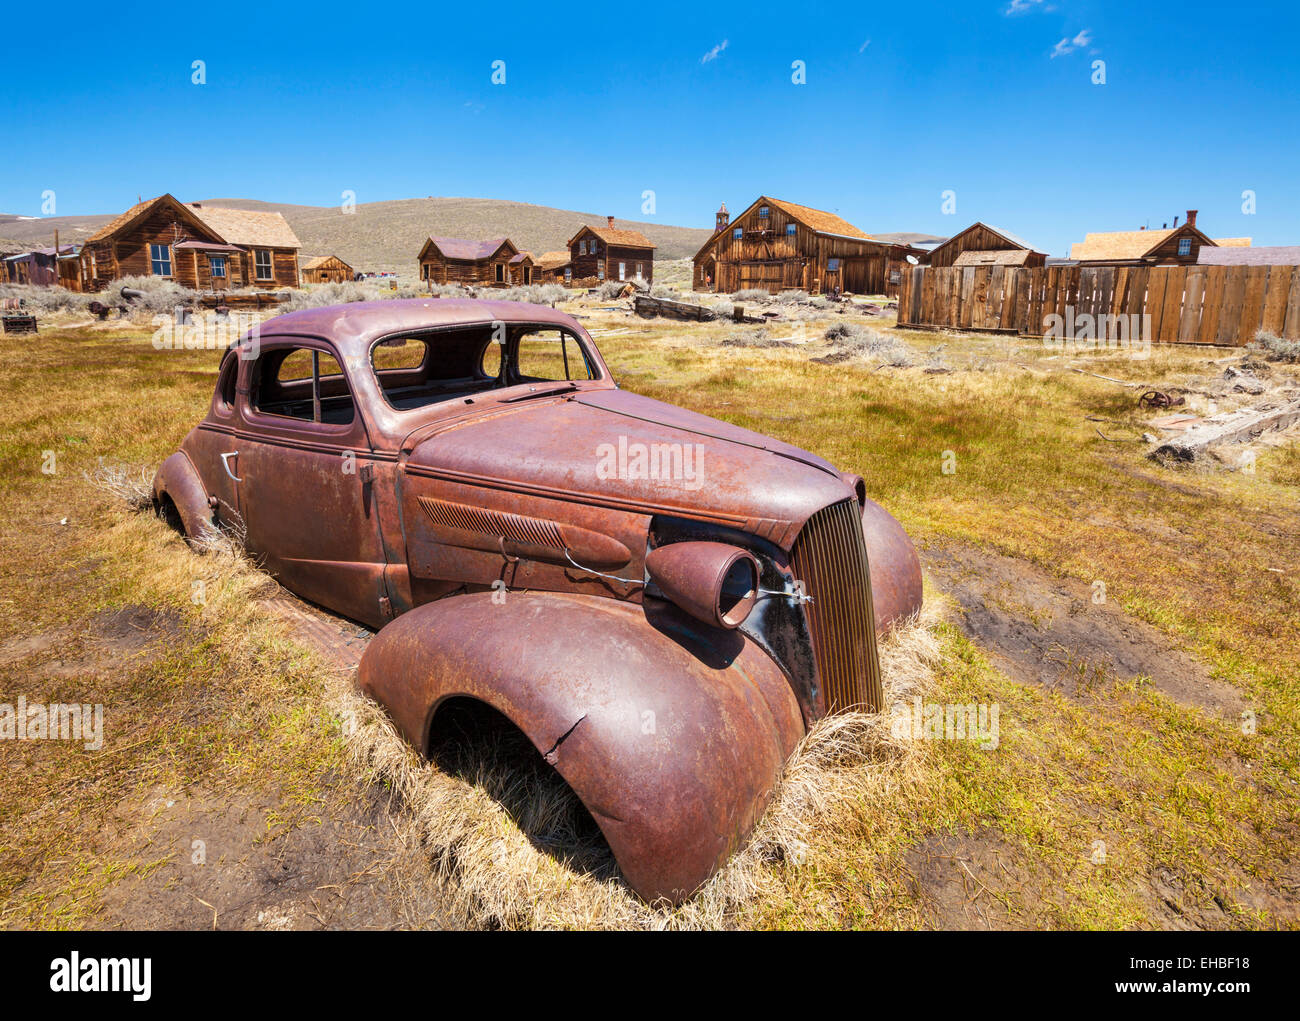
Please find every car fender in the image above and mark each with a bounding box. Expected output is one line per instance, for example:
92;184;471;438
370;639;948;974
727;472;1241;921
862;497;923;631
357;590;805;904
152;451;213;540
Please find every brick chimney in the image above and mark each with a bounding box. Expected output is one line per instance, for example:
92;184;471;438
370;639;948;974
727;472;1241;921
606;215;615;228
1186;209;1197;228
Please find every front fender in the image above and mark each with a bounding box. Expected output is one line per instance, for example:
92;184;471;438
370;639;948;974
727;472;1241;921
153;451;213;540
357;591;804;904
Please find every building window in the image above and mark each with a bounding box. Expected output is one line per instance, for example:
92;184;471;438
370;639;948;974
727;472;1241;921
1177;238;1192;256
733;228;743;240
150;243;172;277
827;258;841;271
597;258;605;280
254;249;273;280
209;255;226;278
636;262;643;276
564;267;572;284
579;240;587;255
618;262;626;281
786;223;797;236
759;206;769;218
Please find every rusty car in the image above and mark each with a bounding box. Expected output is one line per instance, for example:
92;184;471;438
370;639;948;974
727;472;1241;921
154;298;923;904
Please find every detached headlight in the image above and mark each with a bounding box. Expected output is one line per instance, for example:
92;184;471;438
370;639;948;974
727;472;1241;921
644;541;759;630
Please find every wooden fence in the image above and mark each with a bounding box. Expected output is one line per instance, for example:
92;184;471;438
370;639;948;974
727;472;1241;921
897;264;1300;345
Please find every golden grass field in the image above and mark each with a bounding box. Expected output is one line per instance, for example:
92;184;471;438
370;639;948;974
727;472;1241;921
0;294;1297;929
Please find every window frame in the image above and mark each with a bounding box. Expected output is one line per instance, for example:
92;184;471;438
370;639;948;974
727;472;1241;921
254;249;273;281
209;254;227;278
733;227;743;240
246;344;356;429
150;243;172;277
1177;237;1193;257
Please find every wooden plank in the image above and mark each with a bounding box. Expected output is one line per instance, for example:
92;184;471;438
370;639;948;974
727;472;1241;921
958;268;975;329
1178;268;1206;343
1097;267;1116;328
1012;266;1031;332
1283;267;1300;339
1260;265;1293;336
1198;265;1227;343
1218;267;1248;344
1236;265;1269;344
1145;269;1169;343
1162;267;1189;343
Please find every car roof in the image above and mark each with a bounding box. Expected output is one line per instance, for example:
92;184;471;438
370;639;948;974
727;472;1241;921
258;298;585;356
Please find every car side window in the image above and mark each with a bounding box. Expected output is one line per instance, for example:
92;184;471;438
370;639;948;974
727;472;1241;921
251;347;354;425
514;329;593;383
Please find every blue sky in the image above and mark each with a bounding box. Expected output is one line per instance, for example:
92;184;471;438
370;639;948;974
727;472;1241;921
4;0;1297;254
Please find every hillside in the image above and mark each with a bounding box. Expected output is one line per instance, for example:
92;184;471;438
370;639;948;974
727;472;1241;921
0;198;714;275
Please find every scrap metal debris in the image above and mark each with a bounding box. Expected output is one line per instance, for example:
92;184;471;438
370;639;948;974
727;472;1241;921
1138;390;1186;409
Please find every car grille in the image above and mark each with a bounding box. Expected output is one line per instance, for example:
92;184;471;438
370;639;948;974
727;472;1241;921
789;498;883;714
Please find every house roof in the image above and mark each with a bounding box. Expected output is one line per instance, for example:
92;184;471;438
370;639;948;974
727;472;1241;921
1069;223;1220;262
536;250;570;270
187;204;300;249
85;193;216;244
1213;237;1252;247
509;251;534;264
422;236;513;261
302;254;352;269
174;240;243;252
930;221;1045;260
763;197;873;240
953;248;1035;267
1197;245;1300;266
569;224;655;249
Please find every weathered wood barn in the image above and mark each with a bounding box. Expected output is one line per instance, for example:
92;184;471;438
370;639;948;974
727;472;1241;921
568;218;655;284
79;194;302;291
418;236;518;286
534;250;571;284
692;197;921;296
1070;210;1250;267
301;255;355;284
925;222;1047;269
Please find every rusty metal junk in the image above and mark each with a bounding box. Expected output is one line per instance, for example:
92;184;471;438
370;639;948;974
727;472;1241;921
156;298;925;904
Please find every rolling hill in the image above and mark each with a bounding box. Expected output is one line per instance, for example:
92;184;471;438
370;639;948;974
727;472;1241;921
0;198;715;275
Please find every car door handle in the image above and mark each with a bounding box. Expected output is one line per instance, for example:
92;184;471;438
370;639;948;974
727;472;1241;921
220;451;243;482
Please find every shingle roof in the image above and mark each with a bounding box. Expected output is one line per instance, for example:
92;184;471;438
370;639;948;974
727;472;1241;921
953;248;1035;267
1212;237;1252;247
579;225;655;249
424;236;511;261
302;254;352;269
508;251;533;264
187;204;301;249
1070;229;1175;262
85;194;209;244
536;250;570;270
1197;245;1300;266
765;197;873;240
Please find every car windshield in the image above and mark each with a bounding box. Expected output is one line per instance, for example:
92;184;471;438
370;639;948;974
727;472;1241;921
370;324;600;412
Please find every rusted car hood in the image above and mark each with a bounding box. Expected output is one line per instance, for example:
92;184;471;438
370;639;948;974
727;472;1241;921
402;389;854;545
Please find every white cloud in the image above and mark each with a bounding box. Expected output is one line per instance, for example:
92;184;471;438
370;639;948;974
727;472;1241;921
701;39;728;64
1005;0;1045;13
859;38;871;53
1050;29;1093;58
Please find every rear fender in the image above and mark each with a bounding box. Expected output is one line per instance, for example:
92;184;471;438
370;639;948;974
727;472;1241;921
153;451;214;540
357;591;804;904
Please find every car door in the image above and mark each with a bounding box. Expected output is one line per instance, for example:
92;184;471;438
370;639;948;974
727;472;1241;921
234;339;391;627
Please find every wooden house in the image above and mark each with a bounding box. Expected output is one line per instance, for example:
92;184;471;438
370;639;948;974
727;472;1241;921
508;251;536;285
692;197;921;296
302;255;355;284
79;194;301;291
568;218;655;285
1070;210;1251;267
2;244;80;287
535;250;572;285
926;222;1047;269
418;237;518;286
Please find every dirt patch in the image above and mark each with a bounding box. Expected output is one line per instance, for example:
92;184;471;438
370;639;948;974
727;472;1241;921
922;542;1245;716
97;783;453;930
905;829;1042;929
0;604;185;680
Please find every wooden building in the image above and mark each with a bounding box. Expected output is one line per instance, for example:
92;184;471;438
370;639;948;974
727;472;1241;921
1070;210;1250;267
302;255;355;284
79;194;301;291
1197;245;1300;266
2;244;80;288
418;236;518;286
508;251;536;285
926;222;1047;269
568;217;655;284
535;250;572;284
692;196;922;296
